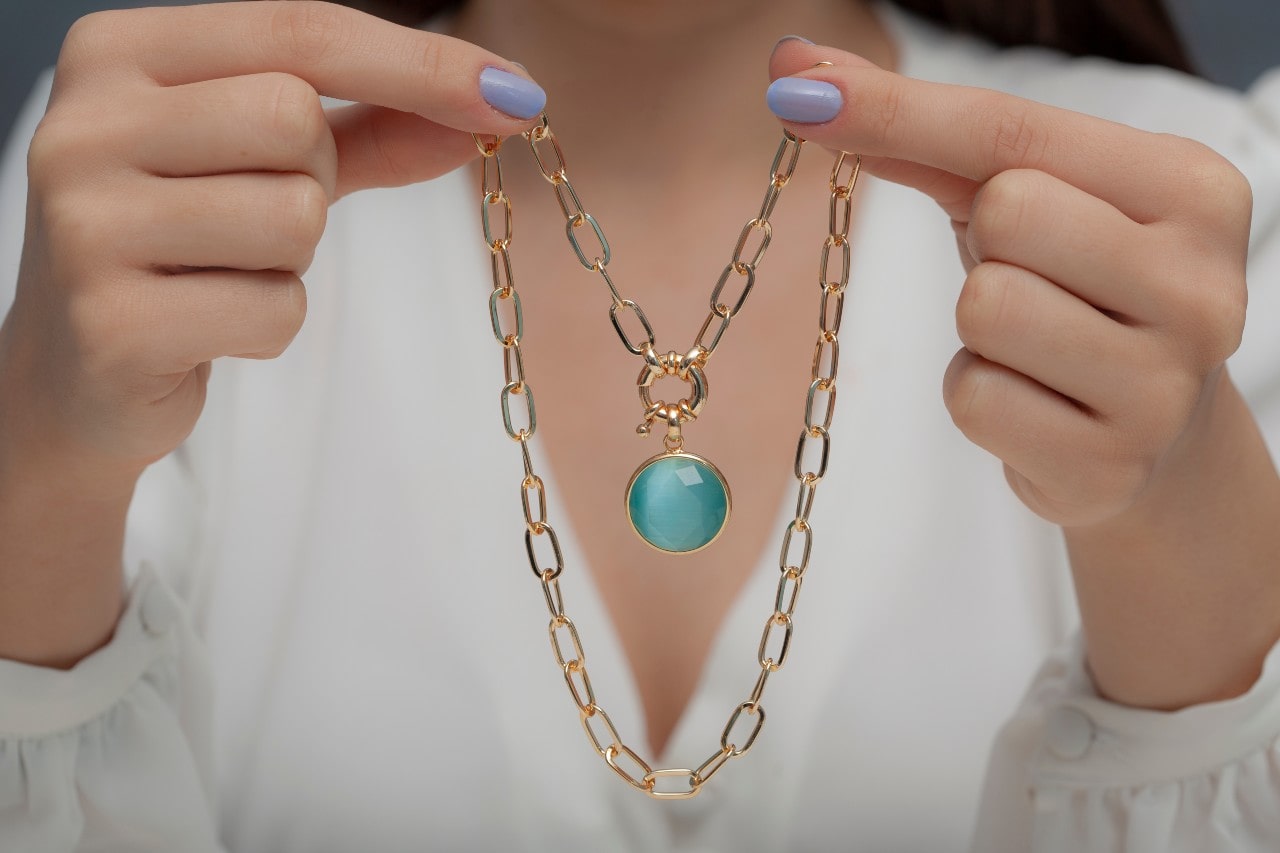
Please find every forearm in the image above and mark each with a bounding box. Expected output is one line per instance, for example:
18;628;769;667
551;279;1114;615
1065;369;1280;709
0;335;133;669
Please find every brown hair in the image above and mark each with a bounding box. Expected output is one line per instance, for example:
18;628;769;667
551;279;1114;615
338;0;1194;75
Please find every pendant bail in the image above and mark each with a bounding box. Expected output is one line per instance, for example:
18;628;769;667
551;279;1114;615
635;346;708;443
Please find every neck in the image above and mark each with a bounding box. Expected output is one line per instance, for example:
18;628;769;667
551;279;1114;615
450;0;896;189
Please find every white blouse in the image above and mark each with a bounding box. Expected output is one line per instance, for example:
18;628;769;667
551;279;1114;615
2;7;1280;852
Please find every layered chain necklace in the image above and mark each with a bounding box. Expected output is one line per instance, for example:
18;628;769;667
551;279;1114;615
472;99;860;799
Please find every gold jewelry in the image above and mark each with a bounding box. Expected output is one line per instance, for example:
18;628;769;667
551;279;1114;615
474;115;860;798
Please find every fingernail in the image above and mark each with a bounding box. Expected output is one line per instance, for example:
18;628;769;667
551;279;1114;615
479;67;546;120
774;34;815;50
766;77;842;124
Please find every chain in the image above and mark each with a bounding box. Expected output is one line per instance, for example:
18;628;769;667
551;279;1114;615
473;122;861;799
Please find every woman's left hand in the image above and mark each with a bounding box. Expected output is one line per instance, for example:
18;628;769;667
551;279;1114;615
768;42;1252;529
766;41;1280;710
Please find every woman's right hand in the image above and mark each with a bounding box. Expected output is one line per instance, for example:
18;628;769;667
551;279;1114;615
0;0;542;488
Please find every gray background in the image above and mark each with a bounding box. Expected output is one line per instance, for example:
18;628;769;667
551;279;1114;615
1;0;1277;145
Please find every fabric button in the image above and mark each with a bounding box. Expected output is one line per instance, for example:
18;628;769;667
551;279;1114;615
1045;706;1095;760
139;583;175;636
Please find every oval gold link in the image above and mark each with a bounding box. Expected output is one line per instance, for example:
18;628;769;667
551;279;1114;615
528;124;570;183
749;665;771;706
758;612;794;671
520;474;547;529
527;521;564;580
552;175;588;222
731;218;773;270
501;380;536;440
503;341;526;389
643;768;701;800
482;151;503;196
776;567;804;617
770;131;804;185
481;191;513;249
566;212;612;270
562;659;596;712
580;704;623;756
692;746;733;785
490;245;516;293
830;151;862;197
548;614;585;667
539;569;565;618
609;299;656;355
819;285;845;336
794;474;818;526
819;234;852;290
694;309;732;356
811;331;840;388
605;743;655;792
780;518;814;574
829;189;853;240
709;262;756;319
794;425;831;482
489;284;523;346
804;378;837;433
720;701;766;757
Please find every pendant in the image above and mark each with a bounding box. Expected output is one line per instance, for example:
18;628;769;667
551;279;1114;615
625;450;731;554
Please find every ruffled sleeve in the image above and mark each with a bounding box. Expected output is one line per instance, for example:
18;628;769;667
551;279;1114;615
0;567;223;852
974;632;1280;851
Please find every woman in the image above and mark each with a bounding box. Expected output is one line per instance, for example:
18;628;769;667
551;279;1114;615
0;0;1277;849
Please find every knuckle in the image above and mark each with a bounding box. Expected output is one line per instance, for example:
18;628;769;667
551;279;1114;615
867;78;906;145
1174;139;1254;229
985;100;1047;167
37;190;111;263
58;10;126;72
260;276;308;357
968;170;1037;259
1185;278;1247;364
413;36;447;86
943;356;1001;438
265;73;326;153
270;1;345;65
26;119;76;189
65;281;136;371
278;176;329;255
956;262;1025;349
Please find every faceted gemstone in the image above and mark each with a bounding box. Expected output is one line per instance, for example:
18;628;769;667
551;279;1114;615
626;454;730;553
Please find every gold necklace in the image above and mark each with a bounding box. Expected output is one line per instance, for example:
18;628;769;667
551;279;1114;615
473;106;860;798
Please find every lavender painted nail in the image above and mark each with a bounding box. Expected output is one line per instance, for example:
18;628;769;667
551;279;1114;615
773;34;815;49
479;67;546;120
766;77;842;124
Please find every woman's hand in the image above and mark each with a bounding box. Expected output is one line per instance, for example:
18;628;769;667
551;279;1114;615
767;41;1280;710
769;42;1251;528
0;0;543;667
1;0;542;486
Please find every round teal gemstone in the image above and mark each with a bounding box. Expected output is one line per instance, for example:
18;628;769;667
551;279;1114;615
626;454;730;553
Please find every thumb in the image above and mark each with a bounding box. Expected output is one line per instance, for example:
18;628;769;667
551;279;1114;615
766;37;980;224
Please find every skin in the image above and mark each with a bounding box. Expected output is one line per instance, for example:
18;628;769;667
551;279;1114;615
0;0;1277;763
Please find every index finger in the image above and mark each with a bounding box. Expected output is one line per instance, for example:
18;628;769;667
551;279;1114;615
61;1;541;135
769;43;1186;224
